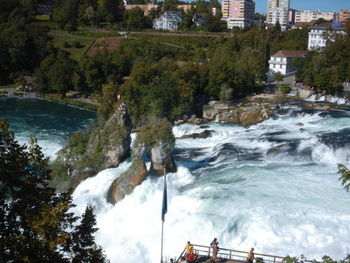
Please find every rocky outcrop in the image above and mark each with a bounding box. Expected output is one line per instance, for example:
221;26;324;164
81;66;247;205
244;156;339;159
133;118;176;175
107;159;148;204
203;101;278;127
180;130;213;139
86;111;132;169
174;115;206;126
150;140;176;175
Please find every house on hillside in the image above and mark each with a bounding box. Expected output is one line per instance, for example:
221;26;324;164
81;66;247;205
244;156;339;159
153;11;182;31
268;50;307;76
308;21;347;50
192;13;206;26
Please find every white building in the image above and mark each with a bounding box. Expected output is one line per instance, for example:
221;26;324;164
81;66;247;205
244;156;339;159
266;0;290;29
268;50;307;76
308;22;347;50
153;11;182;31
295;10;337;23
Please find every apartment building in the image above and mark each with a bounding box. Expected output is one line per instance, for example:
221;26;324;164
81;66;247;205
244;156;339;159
339;9;350;23
222;0;255;29
308;22;346;50
266;0;290;29
295;10;337;23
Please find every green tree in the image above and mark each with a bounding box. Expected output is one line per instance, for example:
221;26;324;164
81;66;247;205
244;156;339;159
70;206;107;263
274;72;283;86
124;7;145;30
97;83;119;121
0;119;108;263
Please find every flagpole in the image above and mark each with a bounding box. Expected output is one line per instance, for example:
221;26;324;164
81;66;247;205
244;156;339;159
161;218;164;263
161;165;166;263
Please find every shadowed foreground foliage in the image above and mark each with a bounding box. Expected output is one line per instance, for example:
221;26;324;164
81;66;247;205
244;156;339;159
0;118;107;263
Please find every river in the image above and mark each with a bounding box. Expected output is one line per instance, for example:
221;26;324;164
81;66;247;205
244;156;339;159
1;96;350;262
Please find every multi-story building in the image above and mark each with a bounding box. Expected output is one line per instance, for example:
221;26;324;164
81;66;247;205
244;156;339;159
266;0;290;29
125;3;195;16
295;10;337;23
153;11;182;31
339;9;350;23
124;3;159;16
308;22;347;50
221;0;255;29
268;50;307;76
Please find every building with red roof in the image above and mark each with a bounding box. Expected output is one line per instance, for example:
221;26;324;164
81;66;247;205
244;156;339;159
268;50;307;76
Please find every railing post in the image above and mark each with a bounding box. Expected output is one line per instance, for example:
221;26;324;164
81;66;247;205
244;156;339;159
229;250;232;259
274;256;276;263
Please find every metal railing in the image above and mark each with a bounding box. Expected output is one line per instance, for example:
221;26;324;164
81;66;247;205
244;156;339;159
176;244;313;263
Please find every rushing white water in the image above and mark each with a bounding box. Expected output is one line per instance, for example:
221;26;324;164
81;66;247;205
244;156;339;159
307;94;349;105
3;97;350;262
71;104;350;262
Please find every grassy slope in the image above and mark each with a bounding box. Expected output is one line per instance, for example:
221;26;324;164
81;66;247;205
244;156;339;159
49;30;95;61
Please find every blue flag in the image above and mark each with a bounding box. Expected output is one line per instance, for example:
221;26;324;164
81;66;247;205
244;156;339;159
161;173;167;222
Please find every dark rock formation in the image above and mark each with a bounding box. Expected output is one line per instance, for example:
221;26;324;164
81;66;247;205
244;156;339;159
180;130;213;139
107;159;148;204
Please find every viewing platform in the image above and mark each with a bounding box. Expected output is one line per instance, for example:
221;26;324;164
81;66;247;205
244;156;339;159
175;244;311;263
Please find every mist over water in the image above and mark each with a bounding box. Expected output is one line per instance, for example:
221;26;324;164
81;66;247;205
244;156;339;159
2;97;350;262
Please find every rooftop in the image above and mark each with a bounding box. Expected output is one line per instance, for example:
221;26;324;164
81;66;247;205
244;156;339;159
271;50;307;58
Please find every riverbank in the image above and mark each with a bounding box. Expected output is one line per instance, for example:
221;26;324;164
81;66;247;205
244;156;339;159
0;87;98;111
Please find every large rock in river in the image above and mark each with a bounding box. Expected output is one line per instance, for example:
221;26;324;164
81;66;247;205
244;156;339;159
150;140;176;175
107;159;148;204
203;101;278;127
133;118;176;175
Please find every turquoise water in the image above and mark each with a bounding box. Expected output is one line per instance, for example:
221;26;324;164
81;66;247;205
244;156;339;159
0;96;96;160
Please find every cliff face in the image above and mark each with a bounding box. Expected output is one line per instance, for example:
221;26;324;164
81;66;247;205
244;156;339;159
54;110;132;192
85;111;132;169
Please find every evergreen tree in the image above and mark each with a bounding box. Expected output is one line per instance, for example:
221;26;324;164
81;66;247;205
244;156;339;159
0;119;108;263
70;206;107;263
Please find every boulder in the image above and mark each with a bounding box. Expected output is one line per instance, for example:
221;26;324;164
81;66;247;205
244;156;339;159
107;159;148;204
150;140;176;175
180;130;213;139
203;101;277;127
68;168;96;190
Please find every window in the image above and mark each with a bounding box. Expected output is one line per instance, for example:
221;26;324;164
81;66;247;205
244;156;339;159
280;64;282;69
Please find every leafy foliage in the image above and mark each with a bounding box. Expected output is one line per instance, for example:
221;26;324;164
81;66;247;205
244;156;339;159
136;117;175;150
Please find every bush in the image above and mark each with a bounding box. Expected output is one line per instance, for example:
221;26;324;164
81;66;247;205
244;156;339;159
72;40;82;48
279;84;291;94
63;41;71;48
136;117;175;150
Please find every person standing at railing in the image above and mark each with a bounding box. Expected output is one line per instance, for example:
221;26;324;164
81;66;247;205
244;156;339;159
184;241;194;255
246;247;255;263
298;254;306;263
210;238;218;248
211;242;220;263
